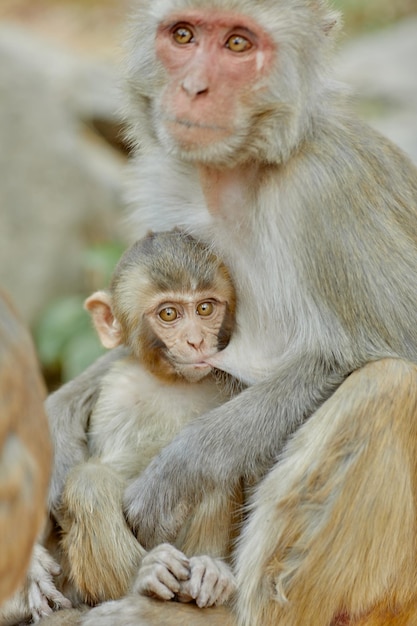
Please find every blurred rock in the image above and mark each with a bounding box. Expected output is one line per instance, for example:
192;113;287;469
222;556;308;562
0;23;127;325
337;17;417;163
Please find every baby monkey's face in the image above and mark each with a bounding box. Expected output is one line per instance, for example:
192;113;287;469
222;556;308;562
147;292;230;382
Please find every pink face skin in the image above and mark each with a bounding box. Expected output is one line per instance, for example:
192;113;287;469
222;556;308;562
146;294;229;382
149;297;226;357
155;10;276;149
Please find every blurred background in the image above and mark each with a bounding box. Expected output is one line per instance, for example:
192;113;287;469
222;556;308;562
0;0;416;388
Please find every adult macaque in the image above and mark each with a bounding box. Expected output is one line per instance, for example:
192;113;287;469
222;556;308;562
50;231;239;610
0;290;49;603
43;0;417;624
0;291;70;624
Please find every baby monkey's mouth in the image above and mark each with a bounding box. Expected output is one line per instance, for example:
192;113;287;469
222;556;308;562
174;351;219;368
191;362;212;369
177;360;212;369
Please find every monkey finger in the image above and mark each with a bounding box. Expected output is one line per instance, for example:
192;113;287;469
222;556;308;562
195;580;218;608
211;573;237;606
157;543;190;575
152;563;182;592
29;582;72;621
28;586;53;622
144;544;190;581
38;580;72;610
188;556;236;608
135;569;180;600
27;547;72;615
196;578;222;608
134;545;192;599
186;557;206;600
176;579;195;604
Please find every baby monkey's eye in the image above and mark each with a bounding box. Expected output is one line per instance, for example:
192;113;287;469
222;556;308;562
226;34;252;52
172;25;194;45
159;307;178;322
196;302;214;317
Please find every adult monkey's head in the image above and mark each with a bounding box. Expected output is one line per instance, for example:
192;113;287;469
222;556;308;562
126;0;340;166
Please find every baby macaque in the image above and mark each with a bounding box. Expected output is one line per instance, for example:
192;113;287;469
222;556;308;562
55;230;240;609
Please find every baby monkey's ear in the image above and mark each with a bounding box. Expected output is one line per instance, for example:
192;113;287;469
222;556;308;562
84;291;122;349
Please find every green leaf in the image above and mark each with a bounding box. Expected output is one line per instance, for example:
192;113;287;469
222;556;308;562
34;295;91;366
61;330;105;381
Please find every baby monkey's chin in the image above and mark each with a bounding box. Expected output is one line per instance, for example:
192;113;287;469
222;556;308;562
176;362;213;383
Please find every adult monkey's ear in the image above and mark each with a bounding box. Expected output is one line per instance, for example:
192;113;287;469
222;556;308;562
320;4;342;36
84;291;122;349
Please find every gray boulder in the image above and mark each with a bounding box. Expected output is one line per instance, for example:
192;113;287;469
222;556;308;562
337;17;417;163
0;23;126;325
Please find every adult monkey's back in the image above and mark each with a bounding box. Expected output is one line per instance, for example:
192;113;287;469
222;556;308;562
48;0;417;624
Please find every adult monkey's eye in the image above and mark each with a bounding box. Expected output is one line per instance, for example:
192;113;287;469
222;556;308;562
172;25;194;44
226;34;252;52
